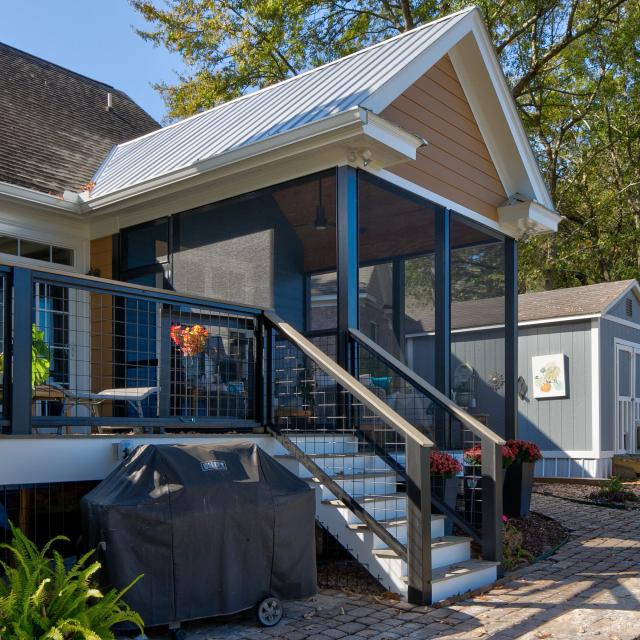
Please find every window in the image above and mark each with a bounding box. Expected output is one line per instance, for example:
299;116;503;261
0;235;74;266
120;218;169;272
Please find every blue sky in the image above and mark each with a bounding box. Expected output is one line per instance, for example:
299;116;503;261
0;0;183;122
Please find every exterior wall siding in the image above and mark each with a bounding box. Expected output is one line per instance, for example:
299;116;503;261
599;317;640;452
607;291;640;322
518;321;592;453
382;55;506;221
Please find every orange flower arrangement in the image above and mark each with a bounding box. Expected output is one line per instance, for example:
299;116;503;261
170;324;209;357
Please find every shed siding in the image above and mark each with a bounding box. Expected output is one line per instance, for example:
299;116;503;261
599;317;640;452
383;55;506;222
518;321;591;452
607;292;640;322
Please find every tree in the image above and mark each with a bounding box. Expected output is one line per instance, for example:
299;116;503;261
133;0;639;290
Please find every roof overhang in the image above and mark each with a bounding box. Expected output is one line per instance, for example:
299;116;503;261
498;199;562;238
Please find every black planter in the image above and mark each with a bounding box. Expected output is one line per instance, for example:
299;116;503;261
431;475;458;534
503;461;535;517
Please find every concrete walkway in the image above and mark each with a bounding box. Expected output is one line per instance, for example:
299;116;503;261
173;494;640;640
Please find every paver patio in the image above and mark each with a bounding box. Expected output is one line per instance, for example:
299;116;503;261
163;493;640;639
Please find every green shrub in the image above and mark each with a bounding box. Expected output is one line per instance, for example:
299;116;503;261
0;523;143;639
593;476;638;503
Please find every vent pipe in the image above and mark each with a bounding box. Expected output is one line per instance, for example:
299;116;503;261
106;92;113;111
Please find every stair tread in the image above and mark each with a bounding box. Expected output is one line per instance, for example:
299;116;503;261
322;491;406;506
401;560;499;584
307;469;399;482
373;536;471;558
346;514;445;530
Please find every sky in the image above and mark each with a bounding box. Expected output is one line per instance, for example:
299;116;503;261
0;0;183;122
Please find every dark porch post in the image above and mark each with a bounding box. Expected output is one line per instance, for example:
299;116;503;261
336;165;359;371
504;237;518;439
434;208;451;396
11;268;33;435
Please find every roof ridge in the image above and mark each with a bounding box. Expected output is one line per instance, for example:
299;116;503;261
112;6;477;151
0;41;124;93
521;279;637;297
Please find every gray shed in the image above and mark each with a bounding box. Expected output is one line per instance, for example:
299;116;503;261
406;280;640;479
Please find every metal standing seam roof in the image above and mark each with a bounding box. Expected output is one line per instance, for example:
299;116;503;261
89;8;474;198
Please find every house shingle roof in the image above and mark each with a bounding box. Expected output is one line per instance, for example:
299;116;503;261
406;280;638;333
0;42;160;196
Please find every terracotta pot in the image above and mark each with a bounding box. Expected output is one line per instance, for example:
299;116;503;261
503;461;535;517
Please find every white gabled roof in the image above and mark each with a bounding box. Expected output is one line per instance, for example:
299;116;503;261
87;5;555;221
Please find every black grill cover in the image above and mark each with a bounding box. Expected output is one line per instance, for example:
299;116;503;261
81;442;316;627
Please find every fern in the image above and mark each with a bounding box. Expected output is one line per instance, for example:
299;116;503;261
0;522;144;639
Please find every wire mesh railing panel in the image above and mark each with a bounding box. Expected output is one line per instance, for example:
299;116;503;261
271;331;408;548
28;276;258;433
353;336;495;542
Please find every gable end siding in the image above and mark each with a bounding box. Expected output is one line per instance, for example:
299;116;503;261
382;55;506;221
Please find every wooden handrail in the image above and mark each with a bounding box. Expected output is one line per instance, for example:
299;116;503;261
264;312;434;449
349;328;505;446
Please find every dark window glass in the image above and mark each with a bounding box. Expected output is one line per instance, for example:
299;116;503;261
20;240;50;262
450;214;506;436
52;246;74;266
309;271;336;330
0;236;18;255
121;219;169;270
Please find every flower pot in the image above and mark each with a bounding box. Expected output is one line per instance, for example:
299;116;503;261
431;475;458;534
503;461;535;517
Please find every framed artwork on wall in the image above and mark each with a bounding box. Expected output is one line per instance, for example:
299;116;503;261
532;354;567;399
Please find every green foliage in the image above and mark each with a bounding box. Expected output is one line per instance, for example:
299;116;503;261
0;523;144;640
502;519;534;571
32;325;51;388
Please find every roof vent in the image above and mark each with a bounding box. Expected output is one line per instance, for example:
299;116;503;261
106;92;114;111
626;298;633;317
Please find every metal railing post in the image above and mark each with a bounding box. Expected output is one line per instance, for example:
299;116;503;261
254;319;264;425
406;439;432;605
11;268;33;435
481;439;503;575
265;322;274;427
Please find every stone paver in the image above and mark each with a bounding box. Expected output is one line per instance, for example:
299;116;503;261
154;495;640;640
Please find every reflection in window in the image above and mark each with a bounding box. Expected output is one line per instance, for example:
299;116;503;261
359;263;398;357
309;271;337;331
451;214;506;436
121;219;169;271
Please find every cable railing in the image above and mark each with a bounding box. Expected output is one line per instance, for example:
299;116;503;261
2;265;262;435
349;327;504;569
264;312;434;604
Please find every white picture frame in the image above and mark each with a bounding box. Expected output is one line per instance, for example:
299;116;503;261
532;354;567;399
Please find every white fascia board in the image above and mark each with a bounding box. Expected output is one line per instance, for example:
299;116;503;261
361;8;476;114
448;13;555;212
360;109;424;161
591;318;601;457
0;181;83;215
498;199;562;237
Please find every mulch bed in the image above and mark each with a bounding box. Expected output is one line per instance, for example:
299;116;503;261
533;481;640;510
507;510;570;561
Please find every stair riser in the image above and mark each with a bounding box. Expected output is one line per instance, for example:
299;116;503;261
287;436;359;455
377;539;470;577
368;518;445;548
433;566;498;602
325;475;399;499
279;456;394;478
342;497;407;522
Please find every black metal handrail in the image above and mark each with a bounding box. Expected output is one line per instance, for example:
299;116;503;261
349;327;504;570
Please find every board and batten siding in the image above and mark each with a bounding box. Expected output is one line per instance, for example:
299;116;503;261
606;290;640;322
382;54;506;222
599;316;640;452
518;321;592;453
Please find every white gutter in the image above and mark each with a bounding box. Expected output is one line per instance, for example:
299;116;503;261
0;181;83;215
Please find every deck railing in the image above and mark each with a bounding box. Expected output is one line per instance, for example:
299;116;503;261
2;265;262;434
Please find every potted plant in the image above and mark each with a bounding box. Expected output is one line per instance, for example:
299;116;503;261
462;444;516;528
430;450;462;534
503;439;542;517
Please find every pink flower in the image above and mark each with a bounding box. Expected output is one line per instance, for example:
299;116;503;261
502;515;509;523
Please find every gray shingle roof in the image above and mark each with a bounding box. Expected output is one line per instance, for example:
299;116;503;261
406;280;638;333
0;42;160;196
